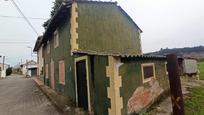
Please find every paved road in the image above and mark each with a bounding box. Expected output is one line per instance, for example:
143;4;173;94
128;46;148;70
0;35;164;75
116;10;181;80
0;75;61;115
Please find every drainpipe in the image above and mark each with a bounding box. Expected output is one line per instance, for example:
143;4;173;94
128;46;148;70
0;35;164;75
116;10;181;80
2;56;5;70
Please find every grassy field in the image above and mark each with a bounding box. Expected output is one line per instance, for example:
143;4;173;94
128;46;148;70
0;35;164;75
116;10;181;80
185;86;204;115
198;61;204;80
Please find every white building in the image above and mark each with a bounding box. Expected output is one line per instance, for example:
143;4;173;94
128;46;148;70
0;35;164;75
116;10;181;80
0;63;10;78
33;36;44;81
183;58;198;75
21;60;37;77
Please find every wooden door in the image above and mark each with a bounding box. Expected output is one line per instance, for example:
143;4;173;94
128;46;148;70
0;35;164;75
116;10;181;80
76;60;88;110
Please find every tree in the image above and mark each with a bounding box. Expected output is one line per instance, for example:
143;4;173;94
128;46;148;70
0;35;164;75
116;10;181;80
6;67;12;76
43;0;64;29
43;0;89;29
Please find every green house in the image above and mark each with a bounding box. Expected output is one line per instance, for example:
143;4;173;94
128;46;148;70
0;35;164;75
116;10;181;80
40;1;169;115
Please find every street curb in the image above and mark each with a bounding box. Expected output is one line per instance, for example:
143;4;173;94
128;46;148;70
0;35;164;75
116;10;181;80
33;78;95;115
33;78;65;114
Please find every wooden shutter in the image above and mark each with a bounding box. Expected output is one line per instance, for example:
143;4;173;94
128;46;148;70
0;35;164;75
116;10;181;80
59;60;65;85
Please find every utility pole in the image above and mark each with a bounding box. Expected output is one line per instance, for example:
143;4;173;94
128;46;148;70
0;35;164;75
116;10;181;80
2;56;5;70
1;56;6;78
167;54;184;115
4;0;39;36
26;59;28;77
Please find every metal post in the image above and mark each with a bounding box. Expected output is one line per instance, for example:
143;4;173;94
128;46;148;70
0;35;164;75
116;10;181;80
167;54;184;115
2;56;5;70
26;59;28;77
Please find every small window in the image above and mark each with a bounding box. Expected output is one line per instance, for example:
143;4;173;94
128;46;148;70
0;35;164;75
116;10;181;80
141;63;156;83
59;60;65;85
54;30;59;48
47;41;50;54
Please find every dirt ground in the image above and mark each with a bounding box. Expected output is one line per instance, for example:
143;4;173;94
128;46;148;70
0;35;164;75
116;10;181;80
149;78;204;115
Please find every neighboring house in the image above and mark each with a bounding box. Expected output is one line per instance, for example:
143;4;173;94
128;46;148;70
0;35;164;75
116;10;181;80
39;1;169;115
178;57;198;77
0;63;10;71
0;63;10;78
34;36;44;82
21;60;37;77
13;64;22;74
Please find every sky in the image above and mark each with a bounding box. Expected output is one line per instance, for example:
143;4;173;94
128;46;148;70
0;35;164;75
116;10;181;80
0;0;204;65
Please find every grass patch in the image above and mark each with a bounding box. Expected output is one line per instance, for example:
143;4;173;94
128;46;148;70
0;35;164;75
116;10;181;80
185;86;204;115
198;61;204;80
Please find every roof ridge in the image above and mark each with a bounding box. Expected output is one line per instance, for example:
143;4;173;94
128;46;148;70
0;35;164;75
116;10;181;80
76;0;117;4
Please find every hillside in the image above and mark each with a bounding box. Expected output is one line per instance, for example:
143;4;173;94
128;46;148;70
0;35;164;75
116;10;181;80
146;46;204;60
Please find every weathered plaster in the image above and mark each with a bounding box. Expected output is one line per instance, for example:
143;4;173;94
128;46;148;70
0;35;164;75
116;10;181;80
70;2;79;52
106;56;123;115
139;32;143;55
50;59;55;89
77;3;142;55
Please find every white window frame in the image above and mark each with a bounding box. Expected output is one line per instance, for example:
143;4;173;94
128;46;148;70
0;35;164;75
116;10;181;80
141;63;156;83
74;56;91;112
54;29;59;48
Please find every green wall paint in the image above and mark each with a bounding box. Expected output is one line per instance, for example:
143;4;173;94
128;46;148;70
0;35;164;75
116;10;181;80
43;17;76;102
43;14;111;114
42;2;168;115
91;56;110;115
77;2;142;55
120;58;169;115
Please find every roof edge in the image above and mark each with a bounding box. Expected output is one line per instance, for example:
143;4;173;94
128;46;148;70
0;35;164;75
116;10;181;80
117;6;143;33
72;50;165;59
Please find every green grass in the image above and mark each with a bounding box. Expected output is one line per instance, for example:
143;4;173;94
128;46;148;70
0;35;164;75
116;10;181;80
198;61;204;80
185;86;204;115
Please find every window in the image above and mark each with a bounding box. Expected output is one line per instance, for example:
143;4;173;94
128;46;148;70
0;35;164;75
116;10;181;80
59;60;65;85
54;30;59;48
141;63;156;83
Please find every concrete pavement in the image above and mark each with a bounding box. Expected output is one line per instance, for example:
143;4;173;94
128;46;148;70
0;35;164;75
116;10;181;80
0;75;61;115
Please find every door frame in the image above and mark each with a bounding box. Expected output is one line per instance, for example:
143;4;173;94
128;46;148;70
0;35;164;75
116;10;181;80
74;56;91;112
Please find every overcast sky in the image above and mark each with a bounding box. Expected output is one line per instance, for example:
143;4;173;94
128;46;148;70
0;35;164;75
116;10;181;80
0;0;204;65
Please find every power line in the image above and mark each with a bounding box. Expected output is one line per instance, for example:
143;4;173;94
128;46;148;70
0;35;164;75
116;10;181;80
8;0;39;36
0;42;31;44
0;15;48;20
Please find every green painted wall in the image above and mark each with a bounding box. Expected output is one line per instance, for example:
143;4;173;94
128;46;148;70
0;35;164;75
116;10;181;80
119;58;169;115
77;2;142;55
42;3;169;115
91;56;110;115
43;17;76;102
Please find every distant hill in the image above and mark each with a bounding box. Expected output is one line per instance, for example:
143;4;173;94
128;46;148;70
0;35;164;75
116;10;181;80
146;46;204;60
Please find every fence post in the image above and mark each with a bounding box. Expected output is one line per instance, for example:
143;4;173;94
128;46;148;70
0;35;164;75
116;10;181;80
167;54;184;115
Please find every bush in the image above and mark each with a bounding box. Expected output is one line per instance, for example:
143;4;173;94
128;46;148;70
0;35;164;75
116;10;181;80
6;67;12;76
